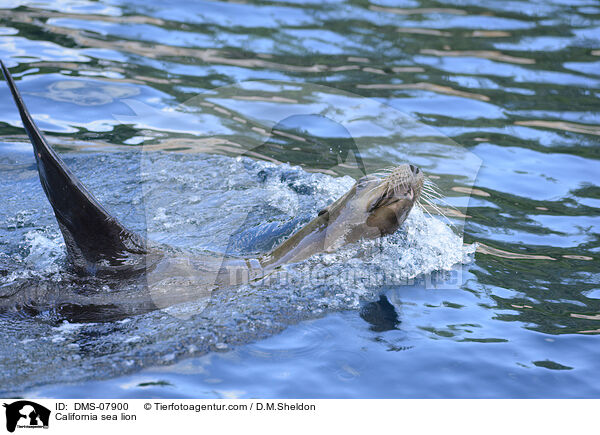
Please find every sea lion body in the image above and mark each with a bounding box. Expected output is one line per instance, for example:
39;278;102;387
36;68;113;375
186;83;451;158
0;60;424;319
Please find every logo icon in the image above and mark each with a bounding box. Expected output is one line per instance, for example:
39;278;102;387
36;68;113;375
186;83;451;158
3;401;50;433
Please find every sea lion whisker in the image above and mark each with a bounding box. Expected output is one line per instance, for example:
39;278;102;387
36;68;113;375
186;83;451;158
423;180;438;189
418;196;446;216
418;197;457;229
420;190;443;201
422;183;443;196
422;181;440;191
424;189;444;200
417;201;448;225
420;186;451;203
423;177;440;187
426;194;460;213
370;167;397;178
419;196;441;213
423;179;443;193
417;202;436;220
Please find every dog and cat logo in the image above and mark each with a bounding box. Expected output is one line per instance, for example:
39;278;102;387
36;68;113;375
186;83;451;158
3;401;50;432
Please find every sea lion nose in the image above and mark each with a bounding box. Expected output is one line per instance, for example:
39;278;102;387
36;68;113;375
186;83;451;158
409;164;419;174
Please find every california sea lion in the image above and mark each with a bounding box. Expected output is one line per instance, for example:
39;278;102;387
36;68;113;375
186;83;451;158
0;60;423;300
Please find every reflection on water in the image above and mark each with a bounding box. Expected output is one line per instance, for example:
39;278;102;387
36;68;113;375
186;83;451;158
0;0;598;398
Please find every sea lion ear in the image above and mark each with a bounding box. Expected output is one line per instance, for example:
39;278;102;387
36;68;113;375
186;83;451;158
318;206;329;216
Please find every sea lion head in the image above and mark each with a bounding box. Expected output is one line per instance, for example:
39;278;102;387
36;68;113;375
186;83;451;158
319;163;424;249
362;163;425;234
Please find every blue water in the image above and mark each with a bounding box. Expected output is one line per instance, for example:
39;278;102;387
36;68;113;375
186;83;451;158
0;0;599;398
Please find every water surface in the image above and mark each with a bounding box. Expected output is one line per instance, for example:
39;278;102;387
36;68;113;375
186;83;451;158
0;0;598;398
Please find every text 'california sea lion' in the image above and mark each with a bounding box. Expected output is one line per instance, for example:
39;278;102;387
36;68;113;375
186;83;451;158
0;60;424;314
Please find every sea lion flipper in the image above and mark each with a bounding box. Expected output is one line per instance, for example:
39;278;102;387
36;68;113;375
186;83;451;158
1;60;149;275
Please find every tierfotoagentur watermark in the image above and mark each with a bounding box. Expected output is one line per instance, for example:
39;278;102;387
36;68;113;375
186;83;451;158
111;80;481;318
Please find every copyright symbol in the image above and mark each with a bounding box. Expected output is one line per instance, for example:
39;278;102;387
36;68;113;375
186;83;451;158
144;403;152;410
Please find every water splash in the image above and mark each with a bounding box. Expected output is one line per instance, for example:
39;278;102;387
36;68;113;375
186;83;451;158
0;151;474;394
